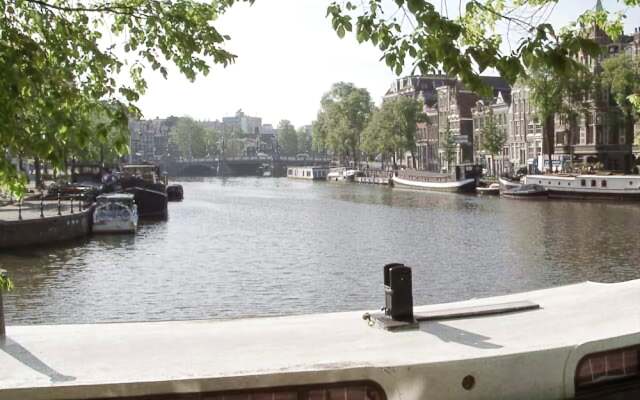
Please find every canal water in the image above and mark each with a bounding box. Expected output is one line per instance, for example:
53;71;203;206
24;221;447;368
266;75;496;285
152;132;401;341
2;177;640;325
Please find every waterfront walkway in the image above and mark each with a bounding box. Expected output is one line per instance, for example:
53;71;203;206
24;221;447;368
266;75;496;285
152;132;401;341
0;201;78;222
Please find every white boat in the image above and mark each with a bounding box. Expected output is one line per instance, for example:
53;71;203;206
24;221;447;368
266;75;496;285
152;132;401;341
392;165;480;193
498;177;522;190
524;174;640;201
327;167;361;182
2;276;640;399
501;184;549;199
92;193;138;233
476;183;500;195
287;166;329;180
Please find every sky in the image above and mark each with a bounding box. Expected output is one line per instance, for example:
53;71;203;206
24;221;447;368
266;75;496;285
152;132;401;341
136;0;640;128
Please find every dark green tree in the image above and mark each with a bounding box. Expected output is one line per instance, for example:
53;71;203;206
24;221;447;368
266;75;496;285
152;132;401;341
601;54;640;149
315;82;372;164
170;118;210;160
277;120;298;156
441;123;457;172
296;128;312;155
0;0;252;196
480;110;506;176
362;97;423;169
326;0;626;97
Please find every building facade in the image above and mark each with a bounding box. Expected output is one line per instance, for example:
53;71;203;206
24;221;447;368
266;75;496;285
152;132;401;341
385;75;509;172
472;92;510;176
222;110;262;135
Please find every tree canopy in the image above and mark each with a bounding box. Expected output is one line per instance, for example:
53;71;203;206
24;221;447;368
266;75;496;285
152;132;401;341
277;120;298;156
362;96;423;167
169;117;218;160
327;0;637;97
313;82;372;163
1;0;251;195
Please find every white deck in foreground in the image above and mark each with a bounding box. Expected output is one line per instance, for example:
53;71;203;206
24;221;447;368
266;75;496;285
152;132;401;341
1;280;640;399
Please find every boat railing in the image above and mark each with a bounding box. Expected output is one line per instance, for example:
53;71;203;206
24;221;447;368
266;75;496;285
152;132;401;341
397;169;453;183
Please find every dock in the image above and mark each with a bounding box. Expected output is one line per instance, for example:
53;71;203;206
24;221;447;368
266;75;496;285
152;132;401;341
0;200;93;249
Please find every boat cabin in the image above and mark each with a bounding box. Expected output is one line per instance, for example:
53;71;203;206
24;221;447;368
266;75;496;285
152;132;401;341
96;193;136;207
287;166;329;180
523;174;640;200
121;164;164;185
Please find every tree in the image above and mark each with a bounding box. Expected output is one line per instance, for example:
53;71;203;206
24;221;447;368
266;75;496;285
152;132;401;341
327;0;628;97
277;120;298;156
480;110;506;176
315;82;372;164
169;118;211;160
362;96;423;169
441;123;457;172
527;62;594;172
296;128;312;155
601;54;640;152
0;0;252;196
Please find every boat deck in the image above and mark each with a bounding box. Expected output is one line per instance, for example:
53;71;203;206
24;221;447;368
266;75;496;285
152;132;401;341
2;280;640;399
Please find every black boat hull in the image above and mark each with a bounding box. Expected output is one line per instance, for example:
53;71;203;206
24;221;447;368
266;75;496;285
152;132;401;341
124;187;168;219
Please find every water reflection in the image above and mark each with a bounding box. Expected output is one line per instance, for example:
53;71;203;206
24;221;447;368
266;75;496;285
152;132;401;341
2;177;640;325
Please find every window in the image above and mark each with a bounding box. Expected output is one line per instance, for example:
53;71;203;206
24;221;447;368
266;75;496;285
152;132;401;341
575;345;639;396
581;179;586;187
90;382;387;400
601;180;607;188
591;180;597;187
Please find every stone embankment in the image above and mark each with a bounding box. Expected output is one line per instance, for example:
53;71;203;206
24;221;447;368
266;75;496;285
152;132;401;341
0;201;93;249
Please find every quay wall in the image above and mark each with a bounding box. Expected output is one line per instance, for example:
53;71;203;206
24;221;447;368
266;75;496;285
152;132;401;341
0;207;93;249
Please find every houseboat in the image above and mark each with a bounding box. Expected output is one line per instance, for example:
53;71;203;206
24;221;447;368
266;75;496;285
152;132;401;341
476;183;500;195
498;176;522;191
287;166;329;180
327;167;361;182
92;193;138;234
501;184;548;200
392;165;481;193
120;164;168;219
523;174;640;201
1;268;640;400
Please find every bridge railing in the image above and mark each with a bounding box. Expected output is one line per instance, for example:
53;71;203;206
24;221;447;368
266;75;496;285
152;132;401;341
172;156;332;163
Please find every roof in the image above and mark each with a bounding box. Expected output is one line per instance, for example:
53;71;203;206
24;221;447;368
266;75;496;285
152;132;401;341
2;280;640;398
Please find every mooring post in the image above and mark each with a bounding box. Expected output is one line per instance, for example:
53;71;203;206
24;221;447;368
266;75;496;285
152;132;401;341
18;199;22;221
40;192;44;218
70;197;74;214
0;269;7;337
57;192;62;216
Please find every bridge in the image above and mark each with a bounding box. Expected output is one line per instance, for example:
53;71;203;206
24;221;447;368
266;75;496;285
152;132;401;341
163;156;332;177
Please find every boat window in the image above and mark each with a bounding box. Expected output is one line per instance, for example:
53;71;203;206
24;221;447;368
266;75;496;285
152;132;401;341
575;344;639;396
591;180;597;187
85;381;387;400
539;180;542;184
581;179;586;187
601;180;607;188
631;181;634;186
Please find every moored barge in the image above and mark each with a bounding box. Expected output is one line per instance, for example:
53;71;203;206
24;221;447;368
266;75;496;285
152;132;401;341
392;165;481;193
524;174;640;201
120;165;168;219
287;166;329;180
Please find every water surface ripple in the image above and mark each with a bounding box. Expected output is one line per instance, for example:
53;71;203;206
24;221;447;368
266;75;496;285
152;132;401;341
2;177;640;325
